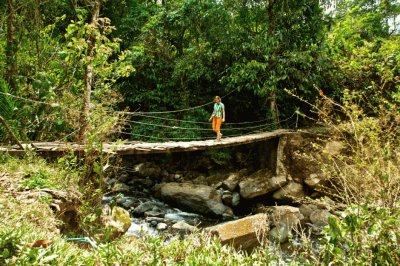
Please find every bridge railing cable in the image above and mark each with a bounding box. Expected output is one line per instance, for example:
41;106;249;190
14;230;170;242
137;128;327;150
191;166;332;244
0;90;294;143
126;112;275;126
120;113;295;142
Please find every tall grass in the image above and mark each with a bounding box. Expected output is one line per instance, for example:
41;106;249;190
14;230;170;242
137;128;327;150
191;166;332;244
316;91;400;209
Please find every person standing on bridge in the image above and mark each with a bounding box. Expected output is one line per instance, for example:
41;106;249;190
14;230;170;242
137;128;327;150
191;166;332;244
209;96;225;141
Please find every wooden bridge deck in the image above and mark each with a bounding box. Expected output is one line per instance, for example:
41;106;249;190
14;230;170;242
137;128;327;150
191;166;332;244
1;129;295;155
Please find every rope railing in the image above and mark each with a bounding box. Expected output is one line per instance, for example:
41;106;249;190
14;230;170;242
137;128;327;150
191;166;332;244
123;112;294;131
126;112;275;125
0;91;77;112
123;119;275;131
0;90;294;143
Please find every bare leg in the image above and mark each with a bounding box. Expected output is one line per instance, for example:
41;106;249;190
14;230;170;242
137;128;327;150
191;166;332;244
217;130;222;141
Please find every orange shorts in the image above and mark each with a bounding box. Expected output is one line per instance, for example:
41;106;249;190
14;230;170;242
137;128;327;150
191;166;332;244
212;117;222;132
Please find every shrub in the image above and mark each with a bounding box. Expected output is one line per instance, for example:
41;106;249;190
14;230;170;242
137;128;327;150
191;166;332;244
315;90;400;209
320;204;400;265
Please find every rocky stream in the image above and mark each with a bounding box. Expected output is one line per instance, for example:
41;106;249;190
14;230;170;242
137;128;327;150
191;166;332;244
102;133;345;249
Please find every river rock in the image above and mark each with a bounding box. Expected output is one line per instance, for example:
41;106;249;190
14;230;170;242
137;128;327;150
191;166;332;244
269;223;289;243
205;213;268;251
231;192;240;206
239;169;287;199
172;221;197;232
156;223;168;230
145;216;165;224
272;182;306;201
221;191;233;206
309;209;332;235
299;204;318;223
117;171;130;183
164;212;202;225
118;197;137;209
270;206;303;228
304;173;324;188
102;206;132;240
310;209;331;227
155;182;233;218
132;201;168;217
112;182;130;193
219;173;240;191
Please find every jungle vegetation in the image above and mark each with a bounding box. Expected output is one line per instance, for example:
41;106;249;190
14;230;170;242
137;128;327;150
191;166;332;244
0;0;399;265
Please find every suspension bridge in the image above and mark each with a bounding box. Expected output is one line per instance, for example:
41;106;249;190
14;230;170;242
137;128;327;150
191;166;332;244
1;129;293;155
0;91;297;155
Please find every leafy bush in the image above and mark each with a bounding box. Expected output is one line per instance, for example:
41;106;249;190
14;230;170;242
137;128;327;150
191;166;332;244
205;148;233;166
320;204;400;265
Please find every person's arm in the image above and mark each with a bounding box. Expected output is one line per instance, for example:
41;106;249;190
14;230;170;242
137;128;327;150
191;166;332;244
209;110;214;122
222;106;225;122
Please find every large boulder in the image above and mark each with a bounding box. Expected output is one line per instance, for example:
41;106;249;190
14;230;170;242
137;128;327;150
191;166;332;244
281;133;327;184
299;204;318;224
272;182;306;201
155;182;233;218
269;205;304;228
239;169;287;199
310;209;331;228
102;206;132;240
304;173;327;189
259;206;303;244
205;214;269;251
269;223;289;243
219;173;240;191
172;221;197;233
309;209;332;235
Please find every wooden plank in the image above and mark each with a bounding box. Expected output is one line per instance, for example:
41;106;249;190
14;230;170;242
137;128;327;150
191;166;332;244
0;129;295;155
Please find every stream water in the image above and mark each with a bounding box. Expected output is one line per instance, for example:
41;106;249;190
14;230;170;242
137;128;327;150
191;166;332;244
102;193;221;238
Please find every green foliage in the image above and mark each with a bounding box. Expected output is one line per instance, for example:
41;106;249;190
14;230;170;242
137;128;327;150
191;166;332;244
0;79;29;141
324;0;400;105
205;148;233;166
22;168;53;189
321;204;400;265
0;229;24;265
113;0;327;136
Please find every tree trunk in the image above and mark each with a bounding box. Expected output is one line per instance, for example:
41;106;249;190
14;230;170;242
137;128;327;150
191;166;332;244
78;0;101;143
0;114;24;150
267;0;275;35
6;0;18;92
267;0;279;125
